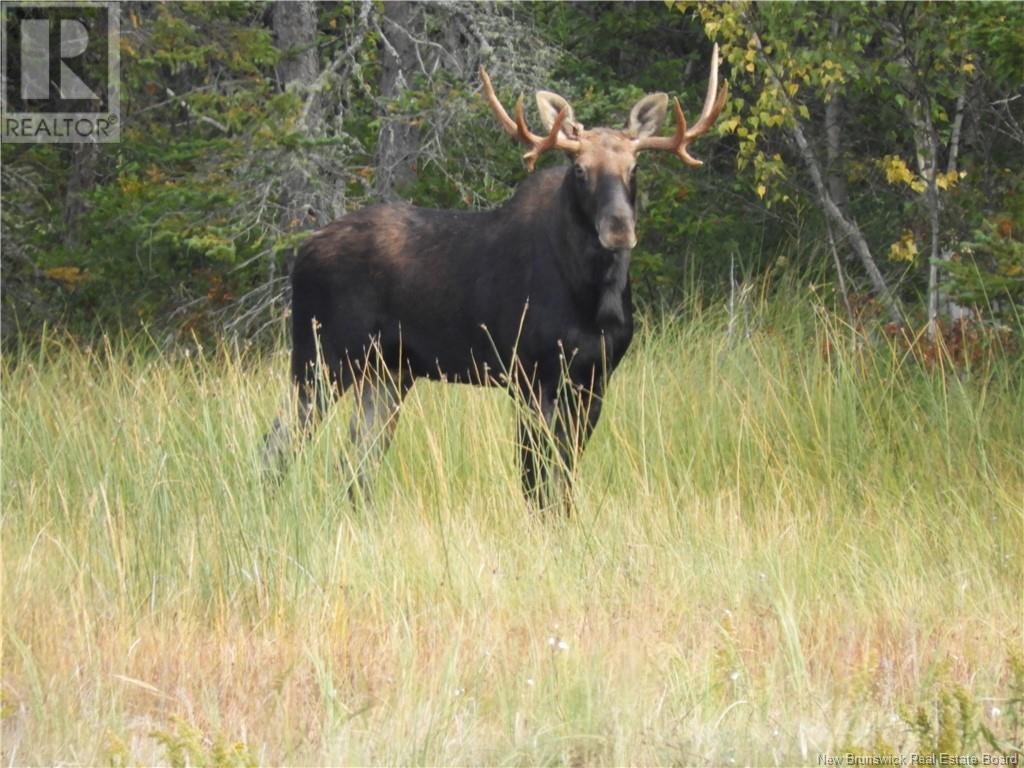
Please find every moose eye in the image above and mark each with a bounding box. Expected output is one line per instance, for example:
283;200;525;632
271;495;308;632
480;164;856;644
573;163;587;181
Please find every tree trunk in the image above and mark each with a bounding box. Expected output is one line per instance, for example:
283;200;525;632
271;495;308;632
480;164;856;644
901;60;966;339
824;98;849;213
924;127;942;341
273;1;320;104
943;89;969;322
824;13;850;216
272;1;323;230
63;142;98;248
903;94;942;340
823;11;854;318
787;114;904;326
374;1;421;199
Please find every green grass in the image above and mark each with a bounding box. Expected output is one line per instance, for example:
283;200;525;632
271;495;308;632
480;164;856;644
3;295;1022;765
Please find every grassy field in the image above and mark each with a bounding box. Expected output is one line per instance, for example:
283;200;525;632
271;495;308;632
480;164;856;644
3;296;1022;766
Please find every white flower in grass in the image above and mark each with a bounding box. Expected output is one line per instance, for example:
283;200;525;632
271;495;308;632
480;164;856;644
729;670;741;682
547;636;569;653
991;706;1002;718
526;678;535;687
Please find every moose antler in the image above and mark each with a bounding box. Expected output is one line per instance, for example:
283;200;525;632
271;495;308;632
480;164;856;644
635;43;729;166
480;67;581;171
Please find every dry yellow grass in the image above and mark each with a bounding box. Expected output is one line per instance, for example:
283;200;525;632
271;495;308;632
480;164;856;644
3;303;1022;765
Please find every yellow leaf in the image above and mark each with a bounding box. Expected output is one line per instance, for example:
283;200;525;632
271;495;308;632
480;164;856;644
720;116;741;133
936;170;960;190
756;184;767;199
888;231;919;263
45;266;89;284
880;155;923;190
962;62;975;74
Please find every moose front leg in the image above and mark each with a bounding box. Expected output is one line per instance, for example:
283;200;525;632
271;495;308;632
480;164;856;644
517;391;556;504
549;380;603;508
516;378;603;511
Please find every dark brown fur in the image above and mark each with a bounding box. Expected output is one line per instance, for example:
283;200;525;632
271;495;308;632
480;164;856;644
262;162;633;504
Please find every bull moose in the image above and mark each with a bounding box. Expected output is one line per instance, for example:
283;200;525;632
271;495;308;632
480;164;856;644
264;46;727;504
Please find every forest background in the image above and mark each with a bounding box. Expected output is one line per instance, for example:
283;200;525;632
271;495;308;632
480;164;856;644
2;1;1021;348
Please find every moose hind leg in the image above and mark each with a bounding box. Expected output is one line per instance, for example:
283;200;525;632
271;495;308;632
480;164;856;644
261;412;292;480
261;365;344;483
347;376;406;499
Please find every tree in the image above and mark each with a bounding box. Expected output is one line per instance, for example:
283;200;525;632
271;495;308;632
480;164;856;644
688;2;905;323
683;1;1023;329
373;1;421;199
2;2;1020;347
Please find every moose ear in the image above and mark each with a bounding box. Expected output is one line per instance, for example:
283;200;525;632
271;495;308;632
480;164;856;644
536;90;579;138
627;93;669;138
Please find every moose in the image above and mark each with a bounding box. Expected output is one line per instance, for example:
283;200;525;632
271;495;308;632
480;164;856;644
264;46;727;504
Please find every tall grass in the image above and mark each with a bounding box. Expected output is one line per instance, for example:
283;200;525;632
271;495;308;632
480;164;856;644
3;295;1022;765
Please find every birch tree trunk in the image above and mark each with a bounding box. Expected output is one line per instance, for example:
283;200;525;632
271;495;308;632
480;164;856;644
942;89;969;322
824;13;850;217
903;94;942;340
893;34;968;339
787;113;905;326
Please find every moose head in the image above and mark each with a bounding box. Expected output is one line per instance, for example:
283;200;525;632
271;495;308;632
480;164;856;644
480;43;728;251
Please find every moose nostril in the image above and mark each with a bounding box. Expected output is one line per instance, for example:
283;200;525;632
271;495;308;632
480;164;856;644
608;216;630;234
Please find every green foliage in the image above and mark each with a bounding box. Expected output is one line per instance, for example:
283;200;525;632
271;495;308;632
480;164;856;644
948;218;1024;310
837;655;1024;761
2;1;380;342
676;1;1024;321
151;718;257;768
2;2;1022;345
101;731;131;768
